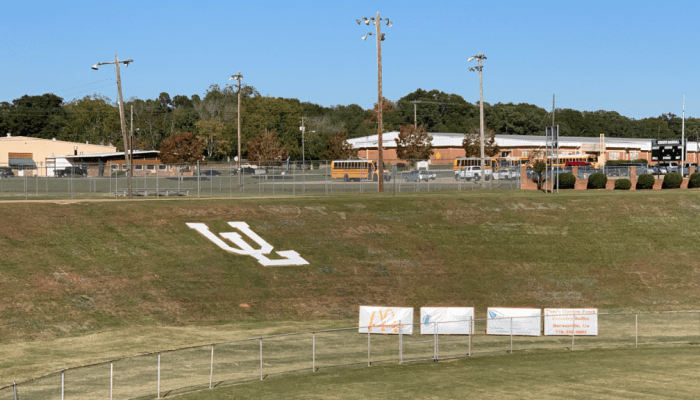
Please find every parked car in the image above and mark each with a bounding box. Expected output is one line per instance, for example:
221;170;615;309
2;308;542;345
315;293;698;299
404;169;436;182
494;168;518;180
54;165;88;178
0;167;14;179
455;166;493;181
681;163;699;176
654;162;679;174
578;167;603;179
198;169;222;176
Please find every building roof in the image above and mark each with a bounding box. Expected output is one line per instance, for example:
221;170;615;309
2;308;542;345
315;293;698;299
347;132;699;152
51;150;160;160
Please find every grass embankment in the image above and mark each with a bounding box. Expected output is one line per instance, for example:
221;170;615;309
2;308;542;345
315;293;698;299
176;347;700;400
2;190;700;381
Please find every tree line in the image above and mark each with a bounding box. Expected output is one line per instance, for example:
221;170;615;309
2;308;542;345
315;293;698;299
1;86;698;162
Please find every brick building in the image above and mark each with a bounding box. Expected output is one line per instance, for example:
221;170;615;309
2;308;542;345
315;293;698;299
347;132;700;165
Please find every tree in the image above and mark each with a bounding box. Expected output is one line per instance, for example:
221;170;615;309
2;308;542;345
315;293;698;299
195;120;230;160
462;127;499;158
531;159;547;191
394;124;433;162
395;89;478;133
158;132;204;164
322;131;356;160
246;130;289;165
62;94;121;146
6;93;66;139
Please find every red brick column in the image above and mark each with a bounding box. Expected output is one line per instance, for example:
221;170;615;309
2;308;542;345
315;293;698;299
630;167;637;190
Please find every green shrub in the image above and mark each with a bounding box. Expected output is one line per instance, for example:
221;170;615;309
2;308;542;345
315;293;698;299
632;159;648;164
614;179;632;190
111;170;126;177
587;173;607;189
554;173;576;189
663;172;683;189
636;174;655;190
689;172;700;188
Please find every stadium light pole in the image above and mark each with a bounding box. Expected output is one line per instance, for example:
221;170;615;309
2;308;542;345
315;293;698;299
468;52;487;182
229;72;243;187
92;55;134;199
357;13;392;193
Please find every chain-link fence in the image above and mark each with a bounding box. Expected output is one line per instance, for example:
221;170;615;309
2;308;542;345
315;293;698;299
1;310;698;400
0;158;523;199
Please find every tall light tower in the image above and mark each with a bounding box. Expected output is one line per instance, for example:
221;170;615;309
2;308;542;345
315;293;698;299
92;55;134;199
229;72;243;187
468;52;487;180
357;13;392;192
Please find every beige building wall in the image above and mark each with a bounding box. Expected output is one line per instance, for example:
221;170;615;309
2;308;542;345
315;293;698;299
0;135;116;176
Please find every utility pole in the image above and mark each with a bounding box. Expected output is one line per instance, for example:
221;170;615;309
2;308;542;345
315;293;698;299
229;72;244;187
553;94;558;193
468;53;487;183
358;13;392;193
376;11;384;193
92;55;134;198
130;105;134;179
300;117;306;167
682;94;685;174
114;56;131;198
410;100;421;131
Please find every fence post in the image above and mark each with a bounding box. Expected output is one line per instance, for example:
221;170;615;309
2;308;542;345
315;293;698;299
157;353;161;399
571;312;575;350
367;328;371;367
197;160;200;198
635;314;638;348
209;345;214;389
61;370;65;400
468;317;472;357
399;322;403;363
510;317;513;354
13;382;16;400
312;332;316;372
110;362;113;400
260;338;263;380
434;321;437;361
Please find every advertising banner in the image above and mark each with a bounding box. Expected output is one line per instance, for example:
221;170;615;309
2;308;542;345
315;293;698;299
420;307;475;335
487;307;541;336
359;306;413;335
544;308;598;336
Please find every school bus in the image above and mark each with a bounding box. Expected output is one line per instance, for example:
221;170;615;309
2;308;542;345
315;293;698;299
453;157;498;172
544;154;601;168
331;160;391;182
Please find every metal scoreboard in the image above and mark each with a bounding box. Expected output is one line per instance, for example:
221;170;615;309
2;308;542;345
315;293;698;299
651;139;685;162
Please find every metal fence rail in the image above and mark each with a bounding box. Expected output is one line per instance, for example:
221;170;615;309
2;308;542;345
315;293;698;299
0;158;523;199
1;310;698;400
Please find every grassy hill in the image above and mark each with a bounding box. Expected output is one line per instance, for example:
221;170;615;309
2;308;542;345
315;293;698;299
2;190;700;345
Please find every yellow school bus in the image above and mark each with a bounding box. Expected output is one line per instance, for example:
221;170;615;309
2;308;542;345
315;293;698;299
453;157;498;172
331;160;389;181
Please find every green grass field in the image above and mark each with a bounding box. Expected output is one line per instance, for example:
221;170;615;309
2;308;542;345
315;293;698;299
2;189;700;398
172;347;700;400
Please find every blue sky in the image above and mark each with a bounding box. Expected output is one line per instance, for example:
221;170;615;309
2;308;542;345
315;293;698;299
2;0;699;119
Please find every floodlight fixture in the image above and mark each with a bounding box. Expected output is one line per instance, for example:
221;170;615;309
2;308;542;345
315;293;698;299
91;64;99;70
384;18;392;26
361;33;373;40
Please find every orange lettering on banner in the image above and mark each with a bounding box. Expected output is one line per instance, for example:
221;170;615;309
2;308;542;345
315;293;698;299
369;309;399;333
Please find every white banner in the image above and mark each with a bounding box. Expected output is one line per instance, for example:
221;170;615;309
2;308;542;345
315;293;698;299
544;308;598;336
420;307;474;335
487;308;541;336
359;306;413;335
